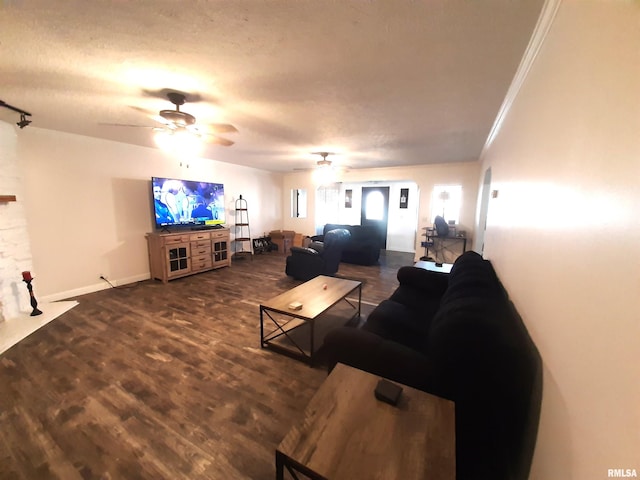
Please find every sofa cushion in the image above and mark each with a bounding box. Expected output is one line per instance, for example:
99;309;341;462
394;266;449;300
363;299;437;354
359;266;447;353
323;327;436;393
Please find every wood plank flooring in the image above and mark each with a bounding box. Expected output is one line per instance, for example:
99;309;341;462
0;251;413;480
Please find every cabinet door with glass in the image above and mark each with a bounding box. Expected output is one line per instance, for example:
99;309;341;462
212;239;228;267
166;243;191;278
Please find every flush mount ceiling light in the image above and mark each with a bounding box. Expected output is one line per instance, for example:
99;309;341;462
0;99;32;129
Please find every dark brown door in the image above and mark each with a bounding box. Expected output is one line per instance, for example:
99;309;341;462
361;186;389;249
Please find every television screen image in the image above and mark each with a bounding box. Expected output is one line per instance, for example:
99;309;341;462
152;177;225;229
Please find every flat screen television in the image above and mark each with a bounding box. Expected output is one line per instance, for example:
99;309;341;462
151;176;225;230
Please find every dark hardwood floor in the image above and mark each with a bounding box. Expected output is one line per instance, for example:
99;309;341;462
0;251;413;480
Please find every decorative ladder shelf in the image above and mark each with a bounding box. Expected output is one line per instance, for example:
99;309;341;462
234;195;252;259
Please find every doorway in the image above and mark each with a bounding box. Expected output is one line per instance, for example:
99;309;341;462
475;167;492;255
361;186;390;249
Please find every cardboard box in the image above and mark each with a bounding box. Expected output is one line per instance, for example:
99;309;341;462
269;230;295;255
293;233;311;248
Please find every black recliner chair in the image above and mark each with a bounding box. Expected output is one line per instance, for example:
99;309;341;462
285;229;351;281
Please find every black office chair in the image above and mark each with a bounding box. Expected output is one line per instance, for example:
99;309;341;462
285;229;351;281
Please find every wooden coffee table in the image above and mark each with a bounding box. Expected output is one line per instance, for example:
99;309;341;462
260;275;362;365
276;363;456;479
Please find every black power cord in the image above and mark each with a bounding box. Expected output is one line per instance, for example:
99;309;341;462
99;275;116;288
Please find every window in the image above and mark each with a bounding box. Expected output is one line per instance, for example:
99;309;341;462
291;189;307;218
315;184;340;233
431;185;462;224
364;190;384;220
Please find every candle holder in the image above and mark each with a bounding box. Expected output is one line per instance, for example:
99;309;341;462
21;271;43;316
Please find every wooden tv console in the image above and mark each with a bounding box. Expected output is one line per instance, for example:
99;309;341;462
146;228;231;283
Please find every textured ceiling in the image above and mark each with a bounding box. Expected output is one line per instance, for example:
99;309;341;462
0;0;543;172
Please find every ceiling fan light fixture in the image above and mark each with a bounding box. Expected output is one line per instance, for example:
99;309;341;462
310;151;336;167
159;109;196;127
313;164;337;185
154;127;203;157
153;128;173;150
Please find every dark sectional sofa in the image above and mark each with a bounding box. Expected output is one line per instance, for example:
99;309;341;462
323;251;543;480
313;223;381;265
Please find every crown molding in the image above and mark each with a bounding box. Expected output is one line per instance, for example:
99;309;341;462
481;0;562;156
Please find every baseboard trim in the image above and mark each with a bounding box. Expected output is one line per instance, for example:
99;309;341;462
40;273;151;303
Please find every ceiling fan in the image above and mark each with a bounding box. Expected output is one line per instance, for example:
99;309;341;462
295;152;336;170
158;91;197;127
102;91;238;147
313;151;333;167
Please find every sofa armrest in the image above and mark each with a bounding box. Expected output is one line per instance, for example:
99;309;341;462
396;266;449;295
310;234;324;242
323;327;439;395
289;246;320;256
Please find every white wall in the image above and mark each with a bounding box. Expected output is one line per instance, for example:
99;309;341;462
15;127;283;300
479;1;640;478
282;162;480;258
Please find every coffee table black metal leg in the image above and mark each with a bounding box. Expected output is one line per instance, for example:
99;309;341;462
260;306;265;348
276;450;322;480
309;319;315;366
275;450;284;480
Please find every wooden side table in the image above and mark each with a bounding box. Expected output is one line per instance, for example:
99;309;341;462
414;260;453;274
276;363;455;479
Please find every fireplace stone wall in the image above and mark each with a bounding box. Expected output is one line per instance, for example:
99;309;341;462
0;121;33;321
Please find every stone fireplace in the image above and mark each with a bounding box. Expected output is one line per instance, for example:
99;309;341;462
0;121;33;322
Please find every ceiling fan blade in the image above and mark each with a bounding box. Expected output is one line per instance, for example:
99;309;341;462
202;134;234;147
207;123;238;134
129;105;153;114
98;122;154;128
213;137;234;147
